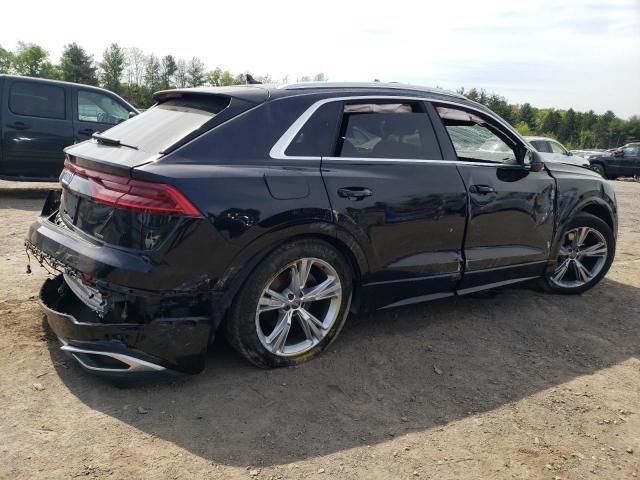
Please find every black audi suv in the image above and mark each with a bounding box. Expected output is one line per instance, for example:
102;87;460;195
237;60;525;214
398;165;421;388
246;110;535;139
26;82;617;376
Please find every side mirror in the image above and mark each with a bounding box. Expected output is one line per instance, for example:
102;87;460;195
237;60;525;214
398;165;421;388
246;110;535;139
567;151;573;156
128;111;138;119
613;149;623;157
529;150;545;172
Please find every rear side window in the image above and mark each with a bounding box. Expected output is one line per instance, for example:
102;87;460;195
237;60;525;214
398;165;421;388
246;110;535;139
9;81;65;119
285;102;341;157
336;102;441;159
530;140;552;153
99;95;230;153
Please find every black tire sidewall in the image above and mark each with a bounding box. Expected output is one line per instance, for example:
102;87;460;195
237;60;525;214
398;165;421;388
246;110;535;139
226;239;353;368
544;213;615;294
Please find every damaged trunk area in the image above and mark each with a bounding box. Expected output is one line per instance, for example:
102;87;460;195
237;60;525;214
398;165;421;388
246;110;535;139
29;239;214;374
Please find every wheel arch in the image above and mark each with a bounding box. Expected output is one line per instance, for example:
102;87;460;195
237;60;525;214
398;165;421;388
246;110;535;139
210;222;370;336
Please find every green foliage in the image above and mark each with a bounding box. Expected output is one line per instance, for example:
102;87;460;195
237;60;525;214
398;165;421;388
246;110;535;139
99;43;127;93
0;45;13;73
59;43;97;85
12;42;60;78
459;88;640;149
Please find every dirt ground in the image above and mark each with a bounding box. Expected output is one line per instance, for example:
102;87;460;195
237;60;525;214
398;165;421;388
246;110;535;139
1;181;639;480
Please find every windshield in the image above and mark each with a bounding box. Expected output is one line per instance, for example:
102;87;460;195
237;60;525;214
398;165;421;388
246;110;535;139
98;96;229;153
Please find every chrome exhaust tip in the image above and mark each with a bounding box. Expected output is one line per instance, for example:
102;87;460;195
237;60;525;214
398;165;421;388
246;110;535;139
60;344;166;373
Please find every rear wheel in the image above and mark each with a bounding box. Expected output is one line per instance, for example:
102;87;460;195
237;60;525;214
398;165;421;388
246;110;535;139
542;213;614;294
225;239;352;368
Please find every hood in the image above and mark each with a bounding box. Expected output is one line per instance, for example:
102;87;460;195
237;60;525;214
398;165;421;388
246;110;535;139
544;161;601;178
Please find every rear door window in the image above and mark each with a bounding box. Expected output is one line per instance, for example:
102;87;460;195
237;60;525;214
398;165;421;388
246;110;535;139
97;95;230;153
335;102;441;159
530;140;552;153
9;81;66;119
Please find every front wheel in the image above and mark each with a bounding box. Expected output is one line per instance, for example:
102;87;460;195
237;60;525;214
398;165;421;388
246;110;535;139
542;213;615;294
225;239;353;368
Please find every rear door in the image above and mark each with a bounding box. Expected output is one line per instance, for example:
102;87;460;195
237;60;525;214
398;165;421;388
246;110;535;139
315;99;467;309
0;78;73;178
72;87;132;142
432;103;556;293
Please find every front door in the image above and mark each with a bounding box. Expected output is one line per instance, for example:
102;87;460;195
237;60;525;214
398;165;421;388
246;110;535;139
319;99;468;309
432;103;556;293
1;78;73;178
72;87;131;142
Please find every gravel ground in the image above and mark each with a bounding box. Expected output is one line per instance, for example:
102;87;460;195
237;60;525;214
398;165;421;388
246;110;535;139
1;181;639;480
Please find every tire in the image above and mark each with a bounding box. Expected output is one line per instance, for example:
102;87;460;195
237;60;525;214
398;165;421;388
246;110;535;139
591;163;606;178
225;239;353;368
541;213;615;294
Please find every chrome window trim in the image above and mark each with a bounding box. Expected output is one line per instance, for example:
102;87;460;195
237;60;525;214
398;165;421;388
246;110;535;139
269;95;528;167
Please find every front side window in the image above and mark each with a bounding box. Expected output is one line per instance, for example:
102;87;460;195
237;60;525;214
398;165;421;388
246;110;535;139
78;90;129;125
549;141;568;155
9;81;65;119
436;106;517;164
335;102;441;159
622;145;640;157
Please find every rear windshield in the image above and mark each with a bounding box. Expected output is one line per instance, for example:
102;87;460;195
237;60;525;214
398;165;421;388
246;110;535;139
98;96;229;153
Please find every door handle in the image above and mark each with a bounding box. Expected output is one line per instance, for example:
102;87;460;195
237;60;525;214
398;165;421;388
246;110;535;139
6;122;29;130
469;184;496;194
78;128;95;135
337;187;373;200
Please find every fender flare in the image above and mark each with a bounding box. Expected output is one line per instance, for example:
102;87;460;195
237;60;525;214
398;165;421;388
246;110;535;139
208;221;370;331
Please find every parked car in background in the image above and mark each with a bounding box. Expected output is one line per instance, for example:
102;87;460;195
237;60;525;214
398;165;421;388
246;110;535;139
588;143;640;178
0;75;137;179
26;82;617;377
570;149;607;161
525;136;589;167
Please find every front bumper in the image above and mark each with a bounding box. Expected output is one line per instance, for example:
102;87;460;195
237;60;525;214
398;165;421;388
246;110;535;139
40;275;212;375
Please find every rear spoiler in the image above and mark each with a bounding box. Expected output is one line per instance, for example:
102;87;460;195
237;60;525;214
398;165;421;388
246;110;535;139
153;86;269;105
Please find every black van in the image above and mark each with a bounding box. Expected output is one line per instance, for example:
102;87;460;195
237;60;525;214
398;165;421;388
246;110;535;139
0;75;137;179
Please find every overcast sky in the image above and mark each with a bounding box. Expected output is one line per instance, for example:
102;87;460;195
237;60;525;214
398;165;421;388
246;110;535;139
2;0;639;117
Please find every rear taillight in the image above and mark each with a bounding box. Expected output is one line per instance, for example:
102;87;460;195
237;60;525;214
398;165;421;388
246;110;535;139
63;160;201;216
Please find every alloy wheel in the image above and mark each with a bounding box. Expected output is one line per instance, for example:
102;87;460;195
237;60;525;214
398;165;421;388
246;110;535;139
550;226;608;288
255;257;343;356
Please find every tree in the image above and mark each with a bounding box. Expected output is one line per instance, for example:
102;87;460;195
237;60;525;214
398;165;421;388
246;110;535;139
0;45;12;73
538;109;561;136
159;55;177;89
518;103;536;129
144;54;161;91
12;42;59;78
219;70;236;86
186;57;206;87
126;47;146;86
99;43;127;93
313;73;328;81
59;43;97;85
208;67;223;86
558;108;578;145
174;59;188;88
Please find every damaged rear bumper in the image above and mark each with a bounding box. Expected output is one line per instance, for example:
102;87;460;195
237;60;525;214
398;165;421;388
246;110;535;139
40;275;212;375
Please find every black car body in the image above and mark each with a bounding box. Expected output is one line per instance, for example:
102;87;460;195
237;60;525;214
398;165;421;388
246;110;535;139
588;143;640;179
0;75;137;179
26;82;618;376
